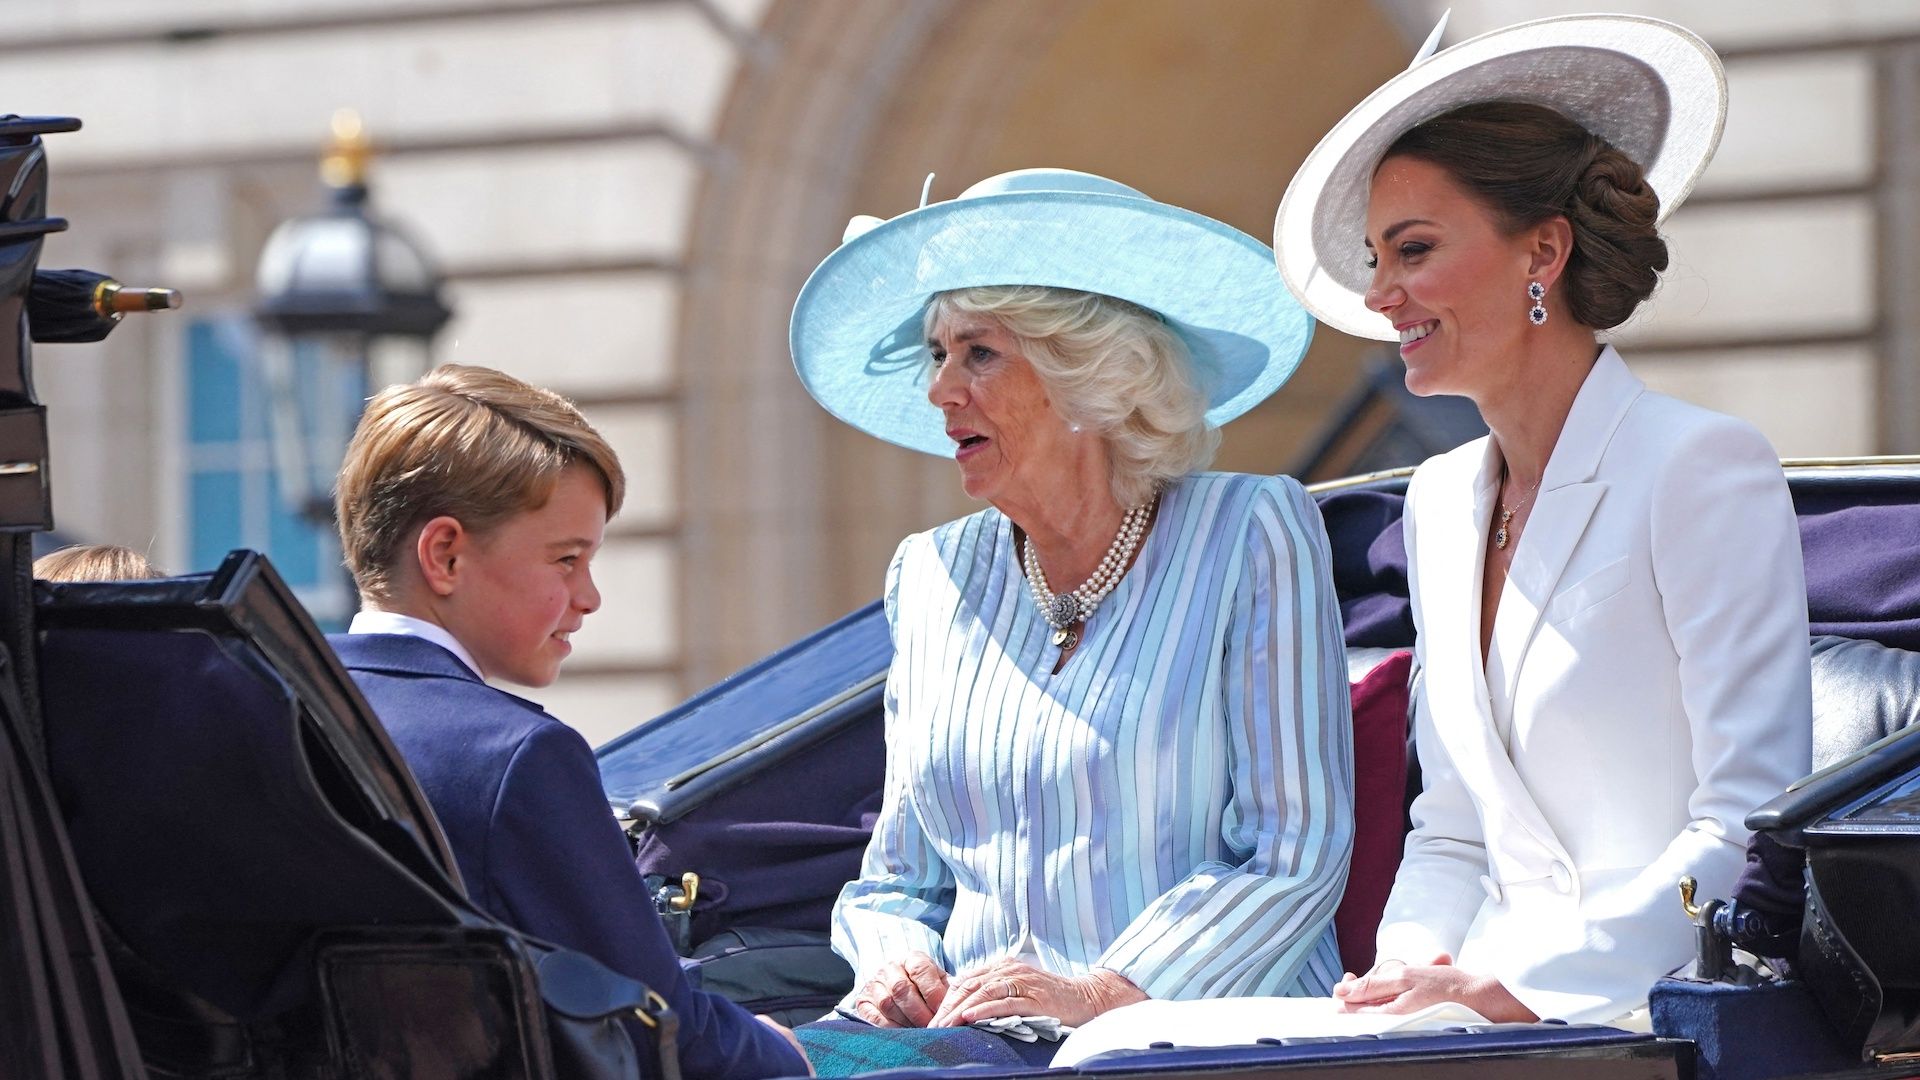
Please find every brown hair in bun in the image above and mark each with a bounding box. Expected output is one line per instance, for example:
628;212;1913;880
1382;101;1669;330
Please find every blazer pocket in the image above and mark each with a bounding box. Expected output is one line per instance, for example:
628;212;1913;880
1545;555;1631;627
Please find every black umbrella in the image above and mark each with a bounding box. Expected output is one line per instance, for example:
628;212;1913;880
27;268;181;344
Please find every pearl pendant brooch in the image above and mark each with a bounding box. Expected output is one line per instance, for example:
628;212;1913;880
1045;592;1082;629
1024;497;1154;654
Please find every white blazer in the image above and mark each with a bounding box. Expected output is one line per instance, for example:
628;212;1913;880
1376;346;1813;1025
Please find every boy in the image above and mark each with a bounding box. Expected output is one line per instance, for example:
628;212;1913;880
329;364;808;1079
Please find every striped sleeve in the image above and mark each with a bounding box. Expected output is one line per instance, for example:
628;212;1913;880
1095;477;1355;998
829;538;956;988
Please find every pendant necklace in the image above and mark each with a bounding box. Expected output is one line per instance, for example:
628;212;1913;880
1494;467;1542;550
1023;497;1154;651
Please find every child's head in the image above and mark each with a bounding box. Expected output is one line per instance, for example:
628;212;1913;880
336;364;624;686
34;543;162;582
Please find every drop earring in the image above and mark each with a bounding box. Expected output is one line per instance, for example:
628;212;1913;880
1527;281;1548;326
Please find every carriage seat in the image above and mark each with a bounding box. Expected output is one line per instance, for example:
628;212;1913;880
1809;634;1920;770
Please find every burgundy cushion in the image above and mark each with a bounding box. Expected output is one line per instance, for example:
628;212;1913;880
1334;650;1413;973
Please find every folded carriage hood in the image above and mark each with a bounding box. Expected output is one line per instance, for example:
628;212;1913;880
595;601;891;825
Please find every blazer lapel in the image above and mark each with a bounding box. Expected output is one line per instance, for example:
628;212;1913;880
1495;346;1642;705
1493;485;1605;703
1418;485;1565;860
1414;348;1646;862
1415;441;1543;837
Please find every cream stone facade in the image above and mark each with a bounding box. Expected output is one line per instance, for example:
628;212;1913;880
3;0;1913;744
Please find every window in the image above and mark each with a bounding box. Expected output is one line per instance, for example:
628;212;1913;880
183;316;365;628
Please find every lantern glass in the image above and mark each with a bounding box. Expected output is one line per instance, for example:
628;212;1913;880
257;214;372;298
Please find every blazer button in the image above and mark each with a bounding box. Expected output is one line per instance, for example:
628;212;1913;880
1479;875;1503;903
1551;862;1573;894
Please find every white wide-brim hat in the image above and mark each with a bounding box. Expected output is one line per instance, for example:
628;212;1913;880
1275;13;1727;341
791;169;1314;457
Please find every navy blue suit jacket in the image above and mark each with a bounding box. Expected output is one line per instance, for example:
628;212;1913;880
329;633;805;1080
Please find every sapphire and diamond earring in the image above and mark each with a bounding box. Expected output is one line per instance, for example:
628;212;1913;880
1528;281;1548;326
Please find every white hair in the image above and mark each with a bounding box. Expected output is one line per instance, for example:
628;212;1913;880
923;285;1218;507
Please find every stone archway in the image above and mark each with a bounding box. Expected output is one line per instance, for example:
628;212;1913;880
680;0;1410;683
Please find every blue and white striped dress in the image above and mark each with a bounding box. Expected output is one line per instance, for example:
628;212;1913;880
831;471;1355;1002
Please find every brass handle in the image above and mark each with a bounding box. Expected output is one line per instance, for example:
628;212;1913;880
631;988;672;1029
91;278;182;316
668;871;699;912
1679;875;1702;921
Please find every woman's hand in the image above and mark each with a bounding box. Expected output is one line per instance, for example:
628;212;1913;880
850;952;951;1027
1332;954;1537;1023
928;959;1146;1027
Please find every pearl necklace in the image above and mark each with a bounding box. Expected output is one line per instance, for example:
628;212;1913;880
1022;498;1154;651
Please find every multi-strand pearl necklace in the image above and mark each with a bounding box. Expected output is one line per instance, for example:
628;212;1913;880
1022;497;1154;651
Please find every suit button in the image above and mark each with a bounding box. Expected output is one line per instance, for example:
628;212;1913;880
1479;875;1503;903
1551;862;1573;894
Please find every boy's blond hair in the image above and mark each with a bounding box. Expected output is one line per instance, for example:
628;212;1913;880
335;364;625;604
35;543;161;582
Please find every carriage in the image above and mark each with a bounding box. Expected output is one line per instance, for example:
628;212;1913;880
8;112;1920;1079
598;456;1920;1080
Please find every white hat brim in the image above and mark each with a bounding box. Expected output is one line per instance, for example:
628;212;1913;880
1275;14;1727;341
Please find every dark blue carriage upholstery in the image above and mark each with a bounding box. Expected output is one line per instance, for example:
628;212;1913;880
1066;1025;1677;1075
615;604;890;1018
42;624;452;1018
37;552;663;1079
1650;978;1854;1080
624;681;885;946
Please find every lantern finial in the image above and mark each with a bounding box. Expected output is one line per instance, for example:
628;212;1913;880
320;109;372;190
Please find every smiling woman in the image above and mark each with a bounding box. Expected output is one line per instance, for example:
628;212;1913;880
787;168;1353;1067
1363;103;1671;405
1255;13;1815;1032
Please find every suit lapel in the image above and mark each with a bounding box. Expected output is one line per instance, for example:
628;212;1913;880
1415;348;1646;861
1494;484;1605;703
1495;346;1642;704
1421;517;1563;858
1415;441;1561;846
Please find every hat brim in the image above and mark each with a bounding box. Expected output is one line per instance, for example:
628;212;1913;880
1275;14;1726;341
791;190;1313;457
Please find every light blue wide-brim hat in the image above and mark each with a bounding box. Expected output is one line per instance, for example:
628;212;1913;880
790;168;1315;457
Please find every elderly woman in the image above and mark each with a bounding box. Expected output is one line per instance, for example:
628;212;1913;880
1268;16;1812;1027
788;169;1354;1034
